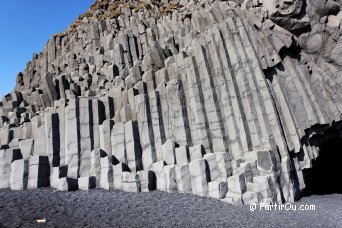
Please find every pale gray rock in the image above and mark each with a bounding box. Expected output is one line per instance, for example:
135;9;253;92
135;94;156;170
242;191;262;204
226;173;246;195
33;125;46;156
65;99;79;179
175;145;190;165
331;37;342;66
162;139;176;165
42;73;58;103
111;122;126;164
78;176;96;190
0;149;13;189
221;192;243;205
122;171;140;192
152;161;167;191
113;163;130;190
124;120;142;172
189;159;209;196
18;139;33;159
10;159;26;190
1;149;22;188
50;166;67;190
208;179;228;199
100;119;113;156
138;170;156;192
215;152;233;178
203;153;220;181
189;145;205;161
164;164;177;193
175;163;192;193
90;149;102;187
100;156;113;190
79;150;91;177
45;112;60;167
257;150;276;174
79;98;92;157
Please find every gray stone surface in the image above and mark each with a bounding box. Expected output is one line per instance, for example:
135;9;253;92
0;0;341;206
27;155;50;189
10;159;27;190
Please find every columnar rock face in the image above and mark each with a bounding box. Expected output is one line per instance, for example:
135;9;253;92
0;0;342;205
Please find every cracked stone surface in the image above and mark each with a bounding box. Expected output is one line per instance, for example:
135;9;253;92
0;0;341;205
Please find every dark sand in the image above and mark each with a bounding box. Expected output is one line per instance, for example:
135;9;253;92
0;188;341;227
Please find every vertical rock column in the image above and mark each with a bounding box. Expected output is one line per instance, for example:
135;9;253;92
124;120;142;172
183;56;210;150
193;46;227;152
100;118;113;156
148;91;166;162
58;101;66;166
91;99;105;150
135;94;156;170
28;155;50;189
207;29;243;156
33;125;47;156
111;122;126;164
65;99;80;178
10;159;28;190
189;159;209;197
166;80;191;146
100;156;113;190
0;149;21;188
155;83;171;146
90;149;102;187
45;112;60;167
79;98;92;177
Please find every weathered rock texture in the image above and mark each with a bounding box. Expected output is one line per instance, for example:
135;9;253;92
0;0;341;205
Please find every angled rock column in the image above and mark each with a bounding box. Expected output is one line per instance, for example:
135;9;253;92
135;94;156;170
42;73;58;103
166;79;191;146
124;120;142;172
148;91;166;162
184;56;210;151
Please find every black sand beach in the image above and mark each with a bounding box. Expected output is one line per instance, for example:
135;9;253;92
0;188;341;227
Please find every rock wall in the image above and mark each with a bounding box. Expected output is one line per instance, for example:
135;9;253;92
0;0;341;205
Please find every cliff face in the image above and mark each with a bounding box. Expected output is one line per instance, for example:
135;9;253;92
0;0;341;204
